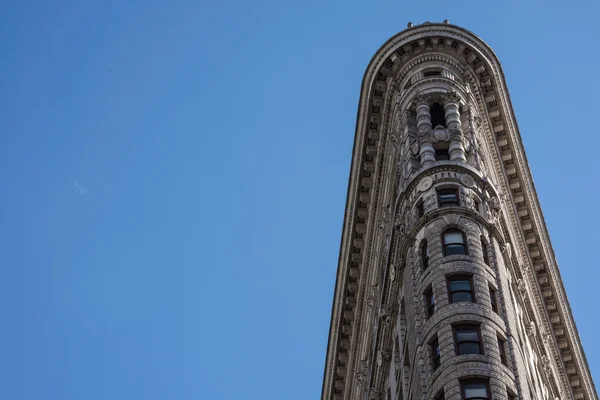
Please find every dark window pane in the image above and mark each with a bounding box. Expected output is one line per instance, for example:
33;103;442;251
450;280;471;291
451;291;473;302
458;342;481;355
430;102;446;127
444;231;464;244
463;382;488;399
456;329;479;342
444;243;466;255
438;189;459;207
436;148;450;161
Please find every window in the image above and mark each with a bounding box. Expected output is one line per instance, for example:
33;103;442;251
455;325;482;355
461;380;489;399
425;286;435;317
434;392;445;400
481;237;489;265
489;286;498;313
430;102;446;128
435;148;450;161
416;200;424;219
498;336;508;366
437;188;459;207
421;240;429;269
424;69;442;77
448;276;474;303
506;390;516;400
442;228;467;255
431;336;441;370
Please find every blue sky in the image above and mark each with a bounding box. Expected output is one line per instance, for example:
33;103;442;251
1;1;599;399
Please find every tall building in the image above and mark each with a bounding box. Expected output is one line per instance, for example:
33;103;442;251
322;22;597;400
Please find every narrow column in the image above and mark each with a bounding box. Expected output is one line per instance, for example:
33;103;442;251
442;91;466;163
414;94;435;168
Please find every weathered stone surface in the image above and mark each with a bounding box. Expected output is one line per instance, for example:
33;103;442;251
321;22;598;400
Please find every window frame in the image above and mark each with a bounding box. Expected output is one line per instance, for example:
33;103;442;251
437;188;460;207
442;228;468;256
460;379;490;400
447;275;475;304
454;324;483;356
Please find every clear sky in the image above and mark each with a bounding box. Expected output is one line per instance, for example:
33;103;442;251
1;1;599;399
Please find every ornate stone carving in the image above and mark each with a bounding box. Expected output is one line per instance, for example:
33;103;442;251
486;196;502;224
379;205;391;230
418;126;434;146
417;176;433;192
463;189;476;211
517;278;527;293
441;90;461;104
500;242;512;259
542;355;552;377
526;320;537;337
389;264;396;282
448;126;462;141
380;304;391;325
369;388;380;400
460;174;475;188
356;359;369;382
413;93;431;106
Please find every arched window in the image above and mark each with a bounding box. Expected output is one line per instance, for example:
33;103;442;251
442;228;467;256
421;240;429;269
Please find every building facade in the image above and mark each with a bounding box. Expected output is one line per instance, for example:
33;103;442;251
322;22;597;400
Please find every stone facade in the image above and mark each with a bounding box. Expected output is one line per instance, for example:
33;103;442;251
322;22;598;400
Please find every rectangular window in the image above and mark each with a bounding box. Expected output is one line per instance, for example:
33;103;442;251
489;286;498;313
498;335;508;366
425;286;435;317
431;336;441;370
437;188;459;207
417;200;424;219
448;276;474;303
461;380;489;399
481;238;490;265
455;325;482;355
435;148;450;161
421;240;429;269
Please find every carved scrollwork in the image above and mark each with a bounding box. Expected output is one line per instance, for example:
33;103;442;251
486;196;502;225
380;304;391;325
448;126;462;141
526;320;537;337
517;278;527;294
418;126;434;146
413;93;432;106
369;388;380;400
541;355;552;377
